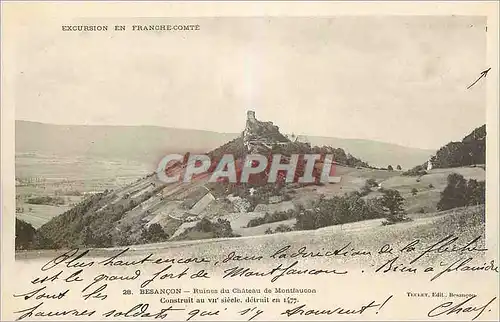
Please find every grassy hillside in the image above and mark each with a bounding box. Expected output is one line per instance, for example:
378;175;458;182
289;165;485;215
15;162;485;237
17;205;485;272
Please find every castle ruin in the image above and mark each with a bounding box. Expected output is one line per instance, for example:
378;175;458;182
247;110;256;123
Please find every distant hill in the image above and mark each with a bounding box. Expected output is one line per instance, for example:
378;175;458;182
15;120;236;167
302;136;433;170
16;120;433;169
14;112;388;249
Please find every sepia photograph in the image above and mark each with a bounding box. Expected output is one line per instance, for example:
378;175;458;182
2;2;498;321
14;15;487;257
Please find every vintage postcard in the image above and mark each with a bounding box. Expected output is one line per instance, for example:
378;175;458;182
1;1;499;321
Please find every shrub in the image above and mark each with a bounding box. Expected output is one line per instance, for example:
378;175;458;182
246;209;296;228
411;188;418;196
181;218;237;239
274;224;293;233
428;183;434;188
359;179;378;197
140;223;169;244
402;165;427;176
366;178;378;187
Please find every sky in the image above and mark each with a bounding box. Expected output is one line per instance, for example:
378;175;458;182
14;16;487;150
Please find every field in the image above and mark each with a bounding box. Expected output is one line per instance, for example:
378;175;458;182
293;165;485;213
16;204;73;229
15;153;152;228
15;152;486;238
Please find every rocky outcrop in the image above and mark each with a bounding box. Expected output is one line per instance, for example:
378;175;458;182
243;111;290;153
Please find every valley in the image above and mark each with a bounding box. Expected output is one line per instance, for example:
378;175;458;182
14;112;486;253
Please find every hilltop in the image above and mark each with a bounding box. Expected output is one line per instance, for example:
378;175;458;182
16;111;373;249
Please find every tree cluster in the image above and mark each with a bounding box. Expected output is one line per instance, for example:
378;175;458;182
437;173;485;211
294;192;385;230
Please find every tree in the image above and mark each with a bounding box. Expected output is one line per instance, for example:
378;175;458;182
295;209;318;230
15;219;36;250
82;226;95;247
437;173;468;210
396;165;402;170
387;165;394;171
141;223;169;243
411;188;418;196
33;232;55;250
380;189;408;224
437;174;485;211
466;179;485;206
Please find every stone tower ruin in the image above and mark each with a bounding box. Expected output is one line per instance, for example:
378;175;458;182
247;110;256;123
